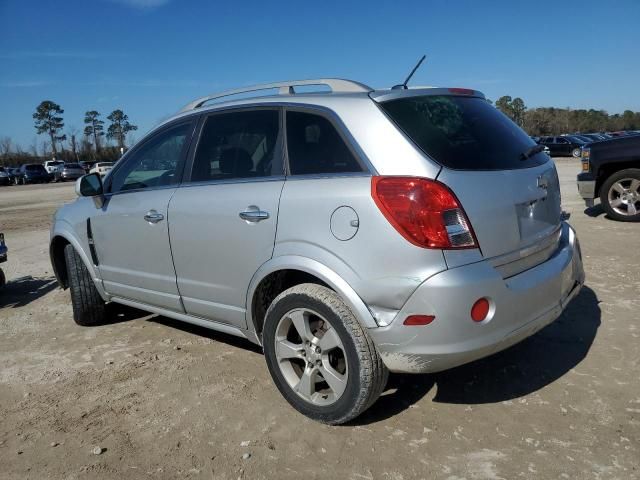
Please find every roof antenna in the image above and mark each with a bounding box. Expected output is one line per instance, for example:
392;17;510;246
392;55;426;90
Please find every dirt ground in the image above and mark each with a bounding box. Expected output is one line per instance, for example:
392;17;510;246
0;160;638;480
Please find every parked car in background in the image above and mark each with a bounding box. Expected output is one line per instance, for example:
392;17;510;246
44;160;65;175
0;167;11;186
0;232;6;289
577;133;607;142
56;163;86;182
79;161;95;173
538;135;586;157
6;167;20;184
90;162;114;176
50;78;584;424
577;135;640;221
14;164;52;184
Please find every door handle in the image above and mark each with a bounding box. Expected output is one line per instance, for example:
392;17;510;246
239;207;270;223
144;210;165;224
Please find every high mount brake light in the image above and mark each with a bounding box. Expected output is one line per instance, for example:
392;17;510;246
448;88;475;95
371;177;477;250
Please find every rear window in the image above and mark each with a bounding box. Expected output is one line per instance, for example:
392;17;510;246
65;163;81;168
379;95;548;170
26;164;47;172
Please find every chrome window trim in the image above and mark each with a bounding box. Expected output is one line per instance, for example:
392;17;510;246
177;175;286;189
285;172;372;181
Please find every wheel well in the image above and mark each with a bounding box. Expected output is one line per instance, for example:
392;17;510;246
50;236;70;289
251;269;329;337
596;160;640;197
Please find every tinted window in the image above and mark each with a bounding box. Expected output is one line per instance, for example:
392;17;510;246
380;95;548;170
286;110;363;175
110;122;192;193
26;164;47;172
556;137;569;144
191;109;280;182
65;163;81;168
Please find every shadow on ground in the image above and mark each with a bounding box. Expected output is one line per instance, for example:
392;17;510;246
0;276;58;308
82;285;601;424
354;286;601;424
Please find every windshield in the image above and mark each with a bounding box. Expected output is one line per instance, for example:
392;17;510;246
379;95;548;170
98;163;113;167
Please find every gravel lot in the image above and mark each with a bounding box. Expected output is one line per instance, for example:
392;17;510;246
0;159;638;480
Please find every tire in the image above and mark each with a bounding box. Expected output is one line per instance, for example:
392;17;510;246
600;168;640;222
0;268;5;289
572;148;581;158
263;283;388;425
64;244;107;326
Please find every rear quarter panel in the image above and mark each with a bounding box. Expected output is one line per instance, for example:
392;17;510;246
274;176;448;321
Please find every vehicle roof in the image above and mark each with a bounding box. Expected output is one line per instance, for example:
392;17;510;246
154;79;486;131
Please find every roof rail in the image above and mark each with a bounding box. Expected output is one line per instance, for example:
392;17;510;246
179;78;373;112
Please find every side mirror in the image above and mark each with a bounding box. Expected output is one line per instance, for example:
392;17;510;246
76;173;103;197
76;173;105;208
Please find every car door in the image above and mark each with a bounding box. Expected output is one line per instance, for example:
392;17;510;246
90;119;196;311
555;136;570;155
168;108;284;328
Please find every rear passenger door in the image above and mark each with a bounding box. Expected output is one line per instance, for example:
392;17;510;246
168;108;284;328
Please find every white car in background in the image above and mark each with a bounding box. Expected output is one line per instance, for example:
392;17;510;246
90;162;114;176
44;160;65;175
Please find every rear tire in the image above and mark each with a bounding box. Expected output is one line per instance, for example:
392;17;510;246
64;244;107;326
572;148;581;158
600;169;640;222
0;268;5;289
263;283;388;425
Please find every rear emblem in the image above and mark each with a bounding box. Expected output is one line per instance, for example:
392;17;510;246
537;175;548;190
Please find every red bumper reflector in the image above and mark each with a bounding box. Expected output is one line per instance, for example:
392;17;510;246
471;298;490;322
404;315;435;326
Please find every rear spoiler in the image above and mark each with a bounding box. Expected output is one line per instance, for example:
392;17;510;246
370;87;486;103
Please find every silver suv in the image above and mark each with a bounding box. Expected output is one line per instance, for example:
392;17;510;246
50;79;585;424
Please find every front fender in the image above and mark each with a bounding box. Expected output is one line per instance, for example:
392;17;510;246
246;255;378;337
50;219;109;301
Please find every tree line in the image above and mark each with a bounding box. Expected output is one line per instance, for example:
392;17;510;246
0;100;137;167
493;95;640;136
2;95;640;168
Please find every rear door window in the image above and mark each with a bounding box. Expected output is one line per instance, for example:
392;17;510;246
190;109;281;182
285;110;364;175
379;95;549;170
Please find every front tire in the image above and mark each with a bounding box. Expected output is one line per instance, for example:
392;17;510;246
600;169;640;222
572;148;581;158
64;244;107;326
263;283;388;425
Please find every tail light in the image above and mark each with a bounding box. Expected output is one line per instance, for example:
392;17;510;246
581;147;590;172
371;176;477;249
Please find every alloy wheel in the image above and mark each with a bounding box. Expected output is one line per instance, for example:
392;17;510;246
274;308;348;406
608;178;640;216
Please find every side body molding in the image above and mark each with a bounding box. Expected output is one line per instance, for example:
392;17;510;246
246;255;379;336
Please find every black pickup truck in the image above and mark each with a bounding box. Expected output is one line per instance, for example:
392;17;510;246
577;135;640;221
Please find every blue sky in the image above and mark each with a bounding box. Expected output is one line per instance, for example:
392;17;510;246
1;0;638;149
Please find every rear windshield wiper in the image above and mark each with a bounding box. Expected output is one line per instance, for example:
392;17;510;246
520;144;545;161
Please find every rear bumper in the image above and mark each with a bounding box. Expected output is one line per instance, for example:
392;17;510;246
577;172;596;207
369;222;584;373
